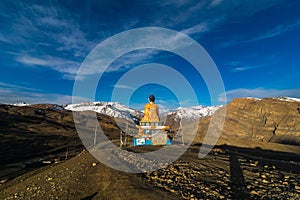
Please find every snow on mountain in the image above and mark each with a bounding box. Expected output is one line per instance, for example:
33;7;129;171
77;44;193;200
12;102;30;106
245;97;262;101
167;105;222;121
274;97;300;102
65;102;222;123
65;102;142;123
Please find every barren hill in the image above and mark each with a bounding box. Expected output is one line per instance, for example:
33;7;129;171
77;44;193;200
198;97;300;146
0;104;123;169
0;104;81;166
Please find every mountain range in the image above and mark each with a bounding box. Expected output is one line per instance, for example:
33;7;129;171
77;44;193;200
64;102;221;123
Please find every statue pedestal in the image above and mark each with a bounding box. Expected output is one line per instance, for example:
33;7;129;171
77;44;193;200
133;122;171;146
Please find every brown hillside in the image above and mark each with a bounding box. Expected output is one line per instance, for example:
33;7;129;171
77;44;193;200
197;98;300;146
0;104;124;166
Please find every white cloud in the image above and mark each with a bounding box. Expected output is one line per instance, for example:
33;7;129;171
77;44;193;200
156;99;181;109
0;81;89;104
16;55;80;78
16;55;49;66
219;19;300;49
250;19;300;41
0;86;89;105
181;23;209;35
76;29;195;77
0;33;10;43
208;0;224;8
226;61;265;72
2;0;288;80
218;88;300;103
112;84;135;90
0;81;41;92
2;1;94;80
25;3;95;56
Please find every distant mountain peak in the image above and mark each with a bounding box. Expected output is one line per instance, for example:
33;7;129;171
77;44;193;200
65;102;221;123
12;102;30;106
274;96;300;102
65;102;142;123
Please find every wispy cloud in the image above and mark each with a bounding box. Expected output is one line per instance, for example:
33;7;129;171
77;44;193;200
15;55;80;79
219;19;300;48
16;55;49;66
0;81;41;92
226;61;265;72
156;99;181;108
0;0;293;81
218;88;300;103
0;33;10;43
181;23;209;35
1;1;94;79
77;29;197;77
250;19;300;42
208;0;224;8
112;84;135;90
0;85;89;105
24;3;95;56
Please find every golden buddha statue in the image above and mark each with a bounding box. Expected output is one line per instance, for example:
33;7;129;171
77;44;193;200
140;94;160;122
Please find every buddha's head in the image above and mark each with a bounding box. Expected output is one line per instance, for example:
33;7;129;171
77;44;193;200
148;94;155;103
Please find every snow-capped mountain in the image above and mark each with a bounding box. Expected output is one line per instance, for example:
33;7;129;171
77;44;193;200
245;96;300;103
65;102;222;123
65;102;142;123
12;102;30;106
274;96;300;102
166;105;222;122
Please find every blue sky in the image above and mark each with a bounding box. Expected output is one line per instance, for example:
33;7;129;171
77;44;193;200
0;0;300;109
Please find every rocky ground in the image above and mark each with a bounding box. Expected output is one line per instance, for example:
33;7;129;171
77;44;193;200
1;143;300;199
144;145;300;199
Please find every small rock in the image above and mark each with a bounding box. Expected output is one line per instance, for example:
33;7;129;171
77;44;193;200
167;179;173;184
0;179;7;184
250;161;258;167
284;175;290;179
261;174;267;179
250;190;259;195
262;179;268;183
169;189;175;193
92;162;97;166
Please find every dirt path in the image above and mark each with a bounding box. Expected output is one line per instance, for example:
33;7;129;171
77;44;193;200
0;150;176;200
